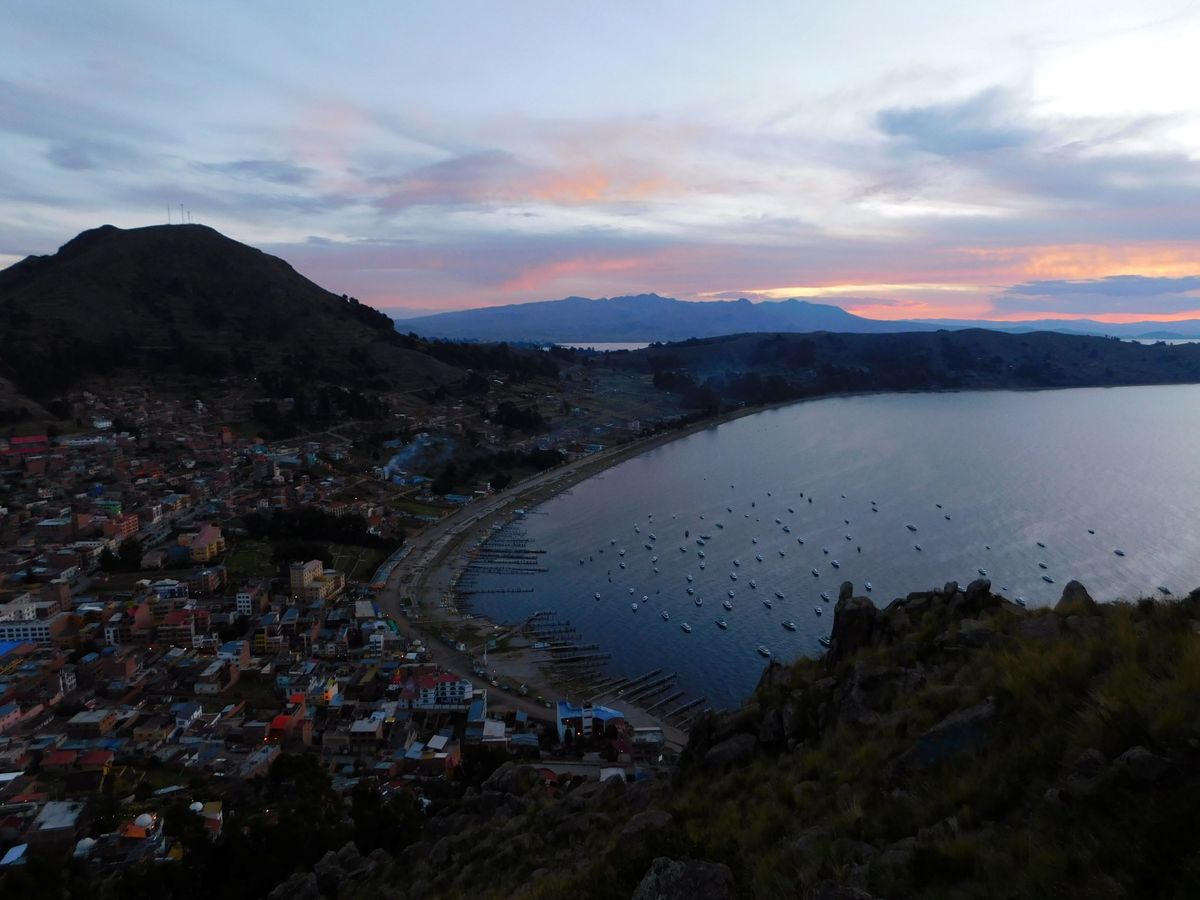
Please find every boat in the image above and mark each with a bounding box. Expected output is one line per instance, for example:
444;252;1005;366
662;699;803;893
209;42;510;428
775;518;781;524
686;574;694;582
756;554;763;562
631;603;639;611
629;587;635;595
687;587;695;595
661;610;670;621
727;589;735;598
788;507;795;513
864;581;872;591
649;533;656;540
818;636;832;648
831;560;840;569
762;598;773;608
815;606;823;615
779;550;786;557
734;558;741;566
619;548;626;556
906;524;918;532
757;646;771;657
1042;575;1054;584
1038;562;1048;570
716;522;724;529
797;538;805;544
978;568;987;576
936;503;942;509
783;525;791;532
782;621;797;631
642;595;649;603
697;550;705;558
820;591;830;602
651;555;658;563
681;622;692;633
752;537;758;544
1159;586;1172;595
654;567;659;573
644;543;652;550
1014;596;1027;607
749;579;758;589
611;538;617;544
699;561;706;569
619;561;626;569
594;592;601;600
1114;549;1125;556
696;538;705;546
730;572;738;581
715;618;728;629
1088;529;1095;535
722;599;733;610
696;596;704;606
914;544;922;551
822;546;830;554
1037;541;1046;548
811;568;820;577
700;534;712;540
680;546;687;553
944;515;951;520
634;525;640;533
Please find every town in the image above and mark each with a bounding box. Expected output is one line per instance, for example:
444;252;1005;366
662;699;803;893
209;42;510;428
0;378;679;887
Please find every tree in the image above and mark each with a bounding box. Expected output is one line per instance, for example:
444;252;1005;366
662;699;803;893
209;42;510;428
118;537;144;571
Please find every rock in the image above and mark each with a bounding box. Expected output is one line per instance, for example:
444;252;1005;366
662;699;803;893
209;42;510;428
481;762;540;796
957;618;995;647
758;707;785;746
815;883;882;900
964;578;992;608
839;581;855;602
313;849;346;896
942;581;960;597
791;825;829;860
631;857;736;900
874;836;917;872
1055;581;1097;616
429;836;454;868
1016;614;1062;642
829;596;879;664
1115;746;1170;784
703;733;757;769
269;872;320;900
559;811;592;840
1065;748;1108;799
756;658;788;691
895;699;995;771
615;809;674;858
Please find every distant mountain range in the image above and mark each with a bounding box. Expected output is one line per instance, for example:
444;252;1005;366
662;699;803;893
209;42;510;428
395;292;1200;342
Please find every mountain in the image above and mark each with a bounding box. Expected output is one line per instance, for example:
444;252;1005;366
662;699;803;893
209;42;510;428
395;293;926;342
0;224;460;403
396;292;1200;343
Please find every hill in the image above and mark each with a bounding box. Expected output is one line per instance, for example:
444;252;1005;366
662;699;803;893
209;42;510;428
0;224;460;404
396;293;922;342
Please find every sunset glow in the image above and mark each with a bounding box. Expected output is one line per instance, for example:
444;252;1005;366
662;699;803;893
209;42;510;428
3;1;1199;323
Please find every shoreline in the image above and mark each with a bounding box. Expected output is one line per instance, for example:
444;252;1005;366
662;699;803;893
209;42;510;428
374;398;805;746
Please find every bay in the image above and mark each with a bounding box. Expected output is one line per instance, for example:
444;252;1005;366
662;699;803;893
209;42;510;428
468;384;1200;710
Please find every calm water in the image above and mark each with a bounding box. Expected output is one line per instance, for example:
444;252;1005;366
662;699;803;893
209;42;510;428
470;385;1200;710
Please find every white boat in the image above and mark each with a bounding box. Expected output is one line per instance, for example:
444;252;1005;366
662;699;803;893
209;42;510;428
661;610;670;621
811;568;820;577
697;550;705;558
1038;562;1048;570
715;618;728;629
779;550;786;557
728;589;735;598
906;524;918;532
864;581;872;591
699;561;706;569
788;507;794;513
774;590;784;599
696;538;705;546
594;592;601;600
750;579;757;589
642;595;649;603
687;574;694;582
914;544;922;551
649;533;656;541
757;646;771;657
818;636;832;648
631;603;638;611
634;525;640;533
782;621;797;631
756;554;763;562
734;558;741;566
1042;575;1054;583
629;587;635;595
681;622;692;633
831;560;840;569
722;599;733;610
1014;596;1027;607
815;606;823;615
680;546;687;553
752;538;758;544
783;525;791;533
619;562;626;569
696;596;704;606
762;598;773;608
687;587;695;595
619;549;625;556
978;568;987;576
652;556;658;563
820;592;830;602
775;518;781;524
797;537;804;544
822;546;830;554
730;572;738;581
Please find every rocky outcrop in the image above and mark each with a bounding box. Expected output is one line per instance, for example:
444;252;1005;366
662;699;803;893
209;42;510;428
1055;580;1098;616
631;857;736;900
1115;746;1170;784
894;699;996;772
828;595;878;664
269;843;389;900
704;733;757;769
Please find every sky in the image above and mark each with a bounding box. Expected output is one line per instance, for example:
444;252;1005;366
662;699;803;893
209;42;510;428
3;1;1200;322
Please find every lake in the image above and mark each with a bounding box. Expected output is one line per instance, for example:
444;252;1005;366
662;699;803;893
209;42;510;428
467;384;1200;710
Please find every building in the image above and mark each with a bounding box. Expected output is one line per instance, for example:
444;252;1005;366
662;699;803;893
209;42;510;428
413;673;473;711
0;612;71;647
289;559;323;598
179;524;225;563
235;581;267;617
26;800;86;852
556;701;625;742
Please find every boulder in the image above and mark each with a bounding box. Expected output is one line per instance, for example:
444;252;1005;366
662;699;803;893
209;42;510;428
269;872;320;900
632;857;735;900
704;733;757;769
1055;581;1097;616
614;809;675;858
1115;746;1170;784
1064;748;1108;799
895;699;995;771
829;596;879;664
481;762;540;796
1015;614;1062;643
839;581;855;602
957;618;995;648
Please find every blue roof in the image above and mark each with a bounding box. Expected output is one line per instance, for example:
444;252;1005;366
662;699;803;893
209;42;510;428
0;641;23;659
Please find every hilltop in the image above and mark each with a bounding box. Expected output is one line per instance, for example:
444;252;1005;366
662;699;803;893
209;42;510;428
0;224;460;404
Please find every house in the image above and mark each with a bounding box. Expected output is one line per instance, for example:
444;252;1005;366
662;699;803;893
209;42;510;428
179;524;225;563
556;701;625;742
66;708;118;739
413;673;473;711
26;800;87;852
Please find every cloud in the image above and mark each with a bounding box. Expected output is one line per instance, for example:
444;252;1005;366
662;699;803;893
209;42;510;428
995;274;1200;314
196;159;317;185
876;89;1032;155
